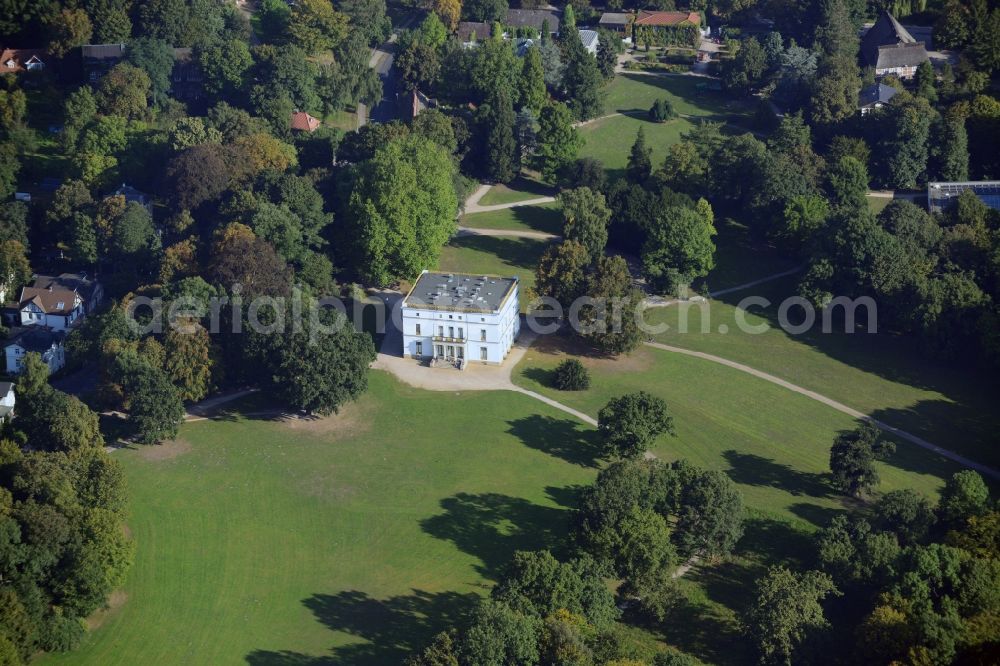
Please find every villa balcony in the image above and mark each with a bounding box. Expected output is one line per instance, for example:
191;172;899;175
432;335;466;343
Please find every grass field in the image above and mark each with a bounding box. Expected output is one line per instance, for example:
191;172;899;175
459;202;562;234
867;195;893;214
477;178;554;206
512;338;967;663
437;234;551;301
43;373;601;665
580;74;753;180
641;277;1000;469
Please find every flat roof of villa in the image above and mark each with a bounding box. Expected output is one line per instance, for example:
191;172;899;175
403;271;518;313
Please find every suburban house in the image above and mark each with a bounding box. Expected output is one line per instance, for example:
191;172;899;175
633;11;702;46
0;382;14;422
505;9;561;36
401;89;433;120
858;81;898;114
860;11;929;79
457;21;493;46
401;271;520;367
113;183;153;214
580;29;600;55
290;111;321;133
170;47;203;102
927;181;1000;213
81;43;127;82
0;49;46;74
17;273;103;331
5;327;66;375
599;12;632;36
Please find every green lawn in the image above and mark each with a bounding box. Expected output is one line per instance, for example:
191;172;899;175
580;74;753;180
438;234;551;301
43;372;600;665
477;178;554;206
459;202;563;234
323;109;358;131
512;337;964;664
867;195;893;214
642;277;1000;469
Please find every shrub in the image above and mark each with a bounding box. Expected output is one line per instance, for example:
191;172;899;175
552;359;590;390
649;98;676;122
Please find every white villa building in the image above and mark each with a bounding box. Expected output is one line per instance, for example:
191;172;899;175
401;271;520;367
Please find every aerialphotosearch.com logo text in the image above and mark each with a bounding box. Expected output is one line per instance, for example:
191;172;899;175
125;285;878;342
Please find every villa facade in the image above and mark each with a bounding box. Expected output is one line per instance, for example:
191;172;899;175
401;271;520;367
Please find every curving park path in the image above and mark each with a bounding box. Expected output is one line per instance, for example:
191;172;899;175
642;341;1000;481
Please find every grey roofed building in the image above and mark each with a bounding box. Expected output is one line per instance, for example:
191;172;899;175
505;8;562;33
927;181;1000;213
858;82;898;113
599;12;631;31
404;271;518;313
81;43;127;60
579;29;600;55
860;11;928;75
456;21;492;43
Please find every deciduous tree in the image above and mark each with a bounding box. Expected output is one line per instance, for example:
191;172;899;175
597;392;675;459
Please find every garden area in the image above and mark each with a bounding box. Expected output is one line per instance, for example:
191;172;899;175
578;74;754;180
41;373;602;665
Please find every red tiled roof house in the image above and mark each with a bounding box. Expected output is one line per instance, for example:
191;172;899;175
633;11;701;47
290;111;321;133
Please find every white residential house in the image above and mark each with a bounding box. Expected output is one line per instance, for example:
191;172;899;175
17;273;102;331
401;271;520;367
5;327;66;375
0;382;14;422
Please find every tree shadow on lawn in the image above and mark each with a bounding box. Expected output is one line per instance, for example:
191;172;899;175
420;492;574;580
712;278;1000;469
787;502;848;529
507;414;605;468
510;205;563;234
722;450;834;499
637;588;749;666
446;235;548;271
245;588;480;666
613;73;746;118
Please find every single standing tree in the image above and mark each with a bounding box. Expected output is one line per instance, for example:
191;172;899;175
535;101;581;183
126;38;175;107
742;567;839;666
288;0;349;54
596;33;617;79
641;202;717;294
519;46;547;113
938;470;990;528
598;392;675;459
97;63;151;120
270;307;377;415
164;322;214;402
114;357;185;444
552;358;590;390
481;86;518;183
626;127;652;184
829;422;896;497
47;8;93;58
343;135;457;286
673;469;745;559
535;240;591;305
560;187;610;260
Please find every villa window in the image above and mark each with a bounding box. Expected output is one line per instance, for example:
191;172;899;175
438;325;444;336
480;329;486;341
415;341;423;356
480;347;488;361
415;323;421;335
458;327;463;338
448;326;454;338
